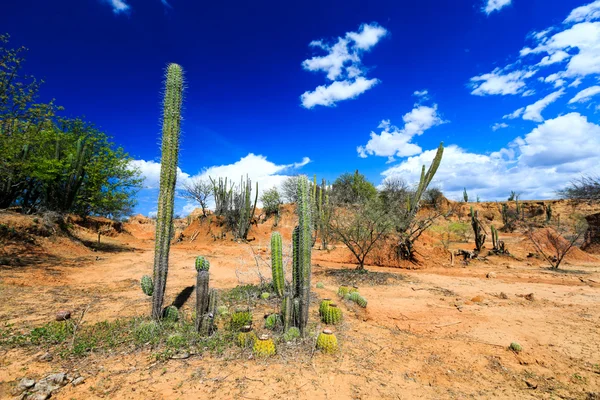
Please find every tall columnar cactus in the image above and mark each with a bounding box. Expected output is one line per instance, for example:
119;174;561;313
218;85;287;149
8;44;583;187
471;207;486;253
296;175;313;335
491;225;499;251
152;63;184;320
236;176;258;240
292;225;300;297
406;143;444;222
281;294;293;332
270;232;284;297
545;203;552;223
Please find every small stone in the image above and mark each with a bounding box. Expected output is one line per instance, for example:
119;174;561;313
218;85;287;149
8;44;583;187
499;292;509;299
55;311;71;321
38;352;53;362
29;393;51;400
170;352;190;360
45;372;67;386
525;379;538;389
486;272;497;279
525;293;535;301
71;377;85;386
17;378;36;391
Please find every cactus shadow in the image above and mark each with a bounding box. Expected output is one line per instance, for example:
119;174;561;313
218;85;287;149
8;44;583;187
171;285;195;309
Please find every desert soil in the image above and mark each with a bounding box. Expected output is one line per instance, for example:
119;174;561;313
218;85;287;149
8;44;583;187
1;203;599;399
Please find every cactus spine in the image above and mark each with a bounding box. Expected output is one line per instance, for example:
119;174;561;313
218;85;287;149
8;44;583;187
296;175;313;335
271;232;284;297
151;63;184;320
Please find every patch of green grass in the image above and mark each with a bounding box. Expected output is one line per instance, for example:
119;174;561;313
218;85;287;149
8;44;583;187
221;283;271;304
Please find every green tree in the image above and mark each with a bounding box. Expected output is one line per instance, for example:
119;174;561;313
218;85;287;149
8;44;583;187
260;187;281;216
331;170;377;205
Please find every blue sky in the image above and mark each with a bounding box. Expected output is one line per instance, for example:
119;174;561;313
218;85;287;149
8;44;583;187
3;0;600;215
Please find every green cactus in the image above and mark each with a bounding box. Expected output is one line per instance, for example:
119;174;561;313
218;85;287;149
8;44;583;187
545;204;552;223
236;325;257;348
509;342;522;353
348;292;367;308
151;63;184;320
230;309;252;331
253;334;276;357
164;305;179;322
349;286;359;294
471;207;486;253
319;299;332;317
264;313;282;330
296;175;313;335
322;303;342;325
195;255;210;271
292;225;300;297
141;275;154;296
338;285;350;297
260;292;271;300
282;327;301;342
316;329;338;354
281;294;293;332
270;231;284;297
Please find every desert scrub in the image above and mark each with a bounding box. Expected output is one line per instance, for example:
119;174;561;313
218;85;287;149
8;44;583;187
134;320;162;345
29;321;73;345
217;305;229;316
316;329;338;354
253;334;276;357
166;333;187;349
282;327;301;342
316;282;324;289
230;309;252;331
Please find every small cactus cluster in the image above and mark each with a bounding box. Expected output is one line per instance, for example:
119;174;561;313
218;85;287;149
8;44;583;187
141;275;154;296
236;325;257;348
321;303;342;325
230;309;252;331
264;313;282;330
195;256;218;336
316;329;338;354
348;292;367;308
253;334;276;357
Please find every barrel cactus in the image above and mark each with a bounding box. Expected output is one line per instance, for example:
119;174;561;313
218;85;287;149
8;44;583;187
319;299;332;317
509;342;522;353
195;256;210;271
217;305;229;316
264;313;282;330
316;329;338;354
230;309;252;331
164;305;179;322
349;286;359;294
253;334;276;357
141;275;154;296
236;325;257;348
322;303;342;325
348;292;367;308
260;292;270;300
338;285;349;297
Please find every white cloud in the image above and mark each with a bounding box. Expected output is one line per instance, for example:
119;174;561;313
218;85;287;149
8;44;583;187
102;0;130;13
565;1;600;23
357;103;446;158
568;85;600;103
483;0;512;15
413;89;429;98
301;23;387;108
470;67;537;96
132;154;311;215
521;89;565;122
300;77;379;108
503;107;525;119
381;113;600;200
492;122;509;131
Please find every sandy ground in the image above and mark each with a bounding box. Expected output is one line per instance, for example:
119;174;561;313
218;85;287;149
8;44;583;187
1;207;600;399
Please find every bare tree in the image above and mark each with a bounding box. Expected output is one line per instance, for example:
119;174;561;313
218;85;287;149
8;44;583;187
182;178;213;217
558;175;600;201
281;175;299;204
328;199;391;270
526;218;588;269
